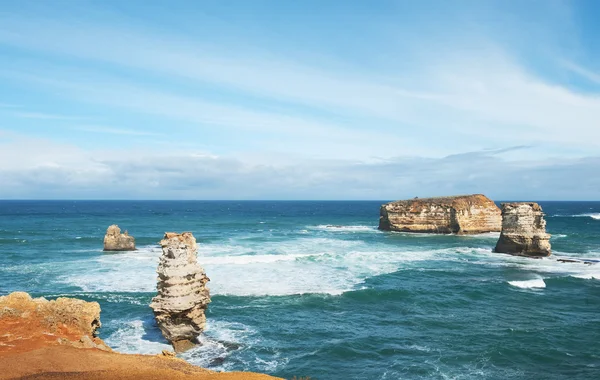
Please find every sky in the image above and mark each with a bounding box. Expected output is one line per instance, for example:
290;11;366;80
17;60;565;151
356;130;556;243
0;0;599;200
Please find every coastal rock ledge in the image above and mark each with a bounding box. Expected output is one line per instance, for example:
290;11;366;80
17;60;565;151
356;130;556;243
103;224;136;251
150;232;211;352
495;202;551;257
379;194;501;234
0;291;110;353
0;292;279;379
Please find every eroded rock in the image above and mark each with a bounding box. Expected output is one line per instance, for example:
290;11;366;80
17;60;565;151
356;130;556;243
150;232;211;352
494;202;551;257
0;291;111;354
379;194;501;234
103;224;136;251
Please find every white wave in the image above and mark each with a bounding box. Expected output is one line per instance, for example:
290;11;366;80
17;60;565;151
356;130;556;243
573;213;600;220
57;233;598;297
104;319;171;354
105;318;267;372
60;238;438;296
182;320;262;371
307;224;378;232
553;234;567;239
508;279;546;289
460;232;501;239
202;252;324;265
571;273;600;280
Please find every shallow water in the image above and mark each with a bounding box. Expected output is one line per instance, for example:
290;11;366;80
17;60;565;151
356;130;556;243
1;200;599;379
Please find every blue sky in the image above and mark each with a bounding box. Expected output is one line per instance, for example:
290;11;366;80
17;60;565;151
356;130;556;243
0;0;599;200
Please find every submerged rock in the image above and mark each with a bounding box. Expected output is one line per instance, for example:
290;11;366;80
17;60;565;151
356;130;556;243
0;291;111;353
150;232;211;352
103;224;136;251
494;202;551;257
378;194;501;234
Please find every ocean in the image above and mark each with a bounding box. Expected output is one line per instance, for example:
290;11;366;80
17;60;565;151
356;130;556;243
1;200;599;379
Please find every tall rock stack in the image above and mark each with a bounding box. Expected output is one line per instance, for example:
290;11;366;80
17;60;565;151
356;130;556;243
150;232;211;352
378;194;501;234
103;225;136;251
494;202;551;257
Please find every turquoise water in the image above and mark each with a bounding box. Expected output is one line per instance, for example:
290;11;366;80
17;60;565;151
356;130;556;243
1;201;599;379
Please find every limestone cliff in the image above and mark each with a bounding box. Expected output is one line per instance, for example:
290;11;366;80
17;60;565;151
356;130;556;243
103;224;136;251
150;232;211;352
0;292;110;354
494;202;551;257
379;194;501;234
0;292;280;380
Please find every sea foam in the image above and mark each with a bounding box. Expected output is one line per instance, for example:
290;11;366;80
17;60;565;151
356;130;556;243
508;279;546;289
573;213;600;220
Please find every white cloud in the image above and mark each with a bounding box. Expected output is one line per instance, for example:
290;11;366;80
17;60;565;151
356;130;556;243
1;15;599;158
11;111;85;120
0;135;598;200
74;125;162;136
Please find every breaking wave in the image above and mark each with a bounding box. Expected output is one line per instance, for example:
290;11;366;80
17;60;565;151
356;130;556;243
508;279;546;289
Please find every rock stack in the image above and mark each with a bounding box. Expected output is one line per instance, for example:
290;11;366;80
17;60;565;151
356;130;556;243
150;232;211;352
103;225;136;251
494;202;551;257
379;194;501;234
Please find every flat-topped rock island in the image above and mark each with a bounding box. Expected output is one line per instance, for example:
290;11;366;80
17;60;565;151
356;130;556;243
378;194;501;234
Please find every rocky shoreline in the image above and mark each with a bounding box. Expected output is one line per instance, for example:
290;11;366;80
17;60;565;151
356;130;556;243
0;292;280;380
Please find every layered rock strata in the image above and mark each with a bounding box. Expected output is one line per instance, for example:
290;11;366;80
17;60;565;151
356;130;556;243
0;292;280;380
379;194;501;234
0;292;110;354
103;224;136;251
150;232;211;352
494;202;551;257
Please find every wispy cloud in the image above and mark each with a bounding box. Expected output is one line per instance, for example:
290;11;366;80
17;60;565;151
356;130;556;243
75;125;161;136
0;1;598;199
0;103;21;108
0;136;597;200
11;111;85;120
562;61;600;85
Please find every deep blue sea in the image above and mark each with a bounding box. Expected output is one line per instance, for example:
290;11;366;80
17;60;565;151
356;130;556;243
1;201;599;379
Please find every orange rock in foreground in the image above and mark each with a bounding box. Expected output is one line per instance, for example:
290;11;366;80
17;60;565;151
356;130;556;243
0;291;110;354
0;346;281;380
0;292;281;380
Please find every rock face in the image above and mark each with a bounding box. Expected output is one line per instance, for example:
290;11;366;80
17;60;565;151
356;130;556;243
103;224;136;251
379;194;501;234
0;292;111;354
150;232;211;352
0;292;280;380
495;202;551;257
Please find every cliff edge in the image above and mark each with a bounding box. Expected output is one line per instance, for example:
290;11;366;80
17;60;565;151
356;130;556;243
379;194;501;234
0;292;280;380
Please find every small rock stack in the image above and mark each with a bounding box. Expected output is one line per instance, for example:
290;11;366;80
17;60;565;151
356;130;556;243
103;225;136;251
495;202;551;257
150;232;211;352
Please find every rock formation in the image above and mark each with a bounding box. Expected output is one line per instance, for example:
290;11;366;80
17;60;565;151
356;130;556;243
0;291;279;380
494;202;551;257
0;291;110;353
150;232;211;352
103;224;136;251
379;194;501;234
